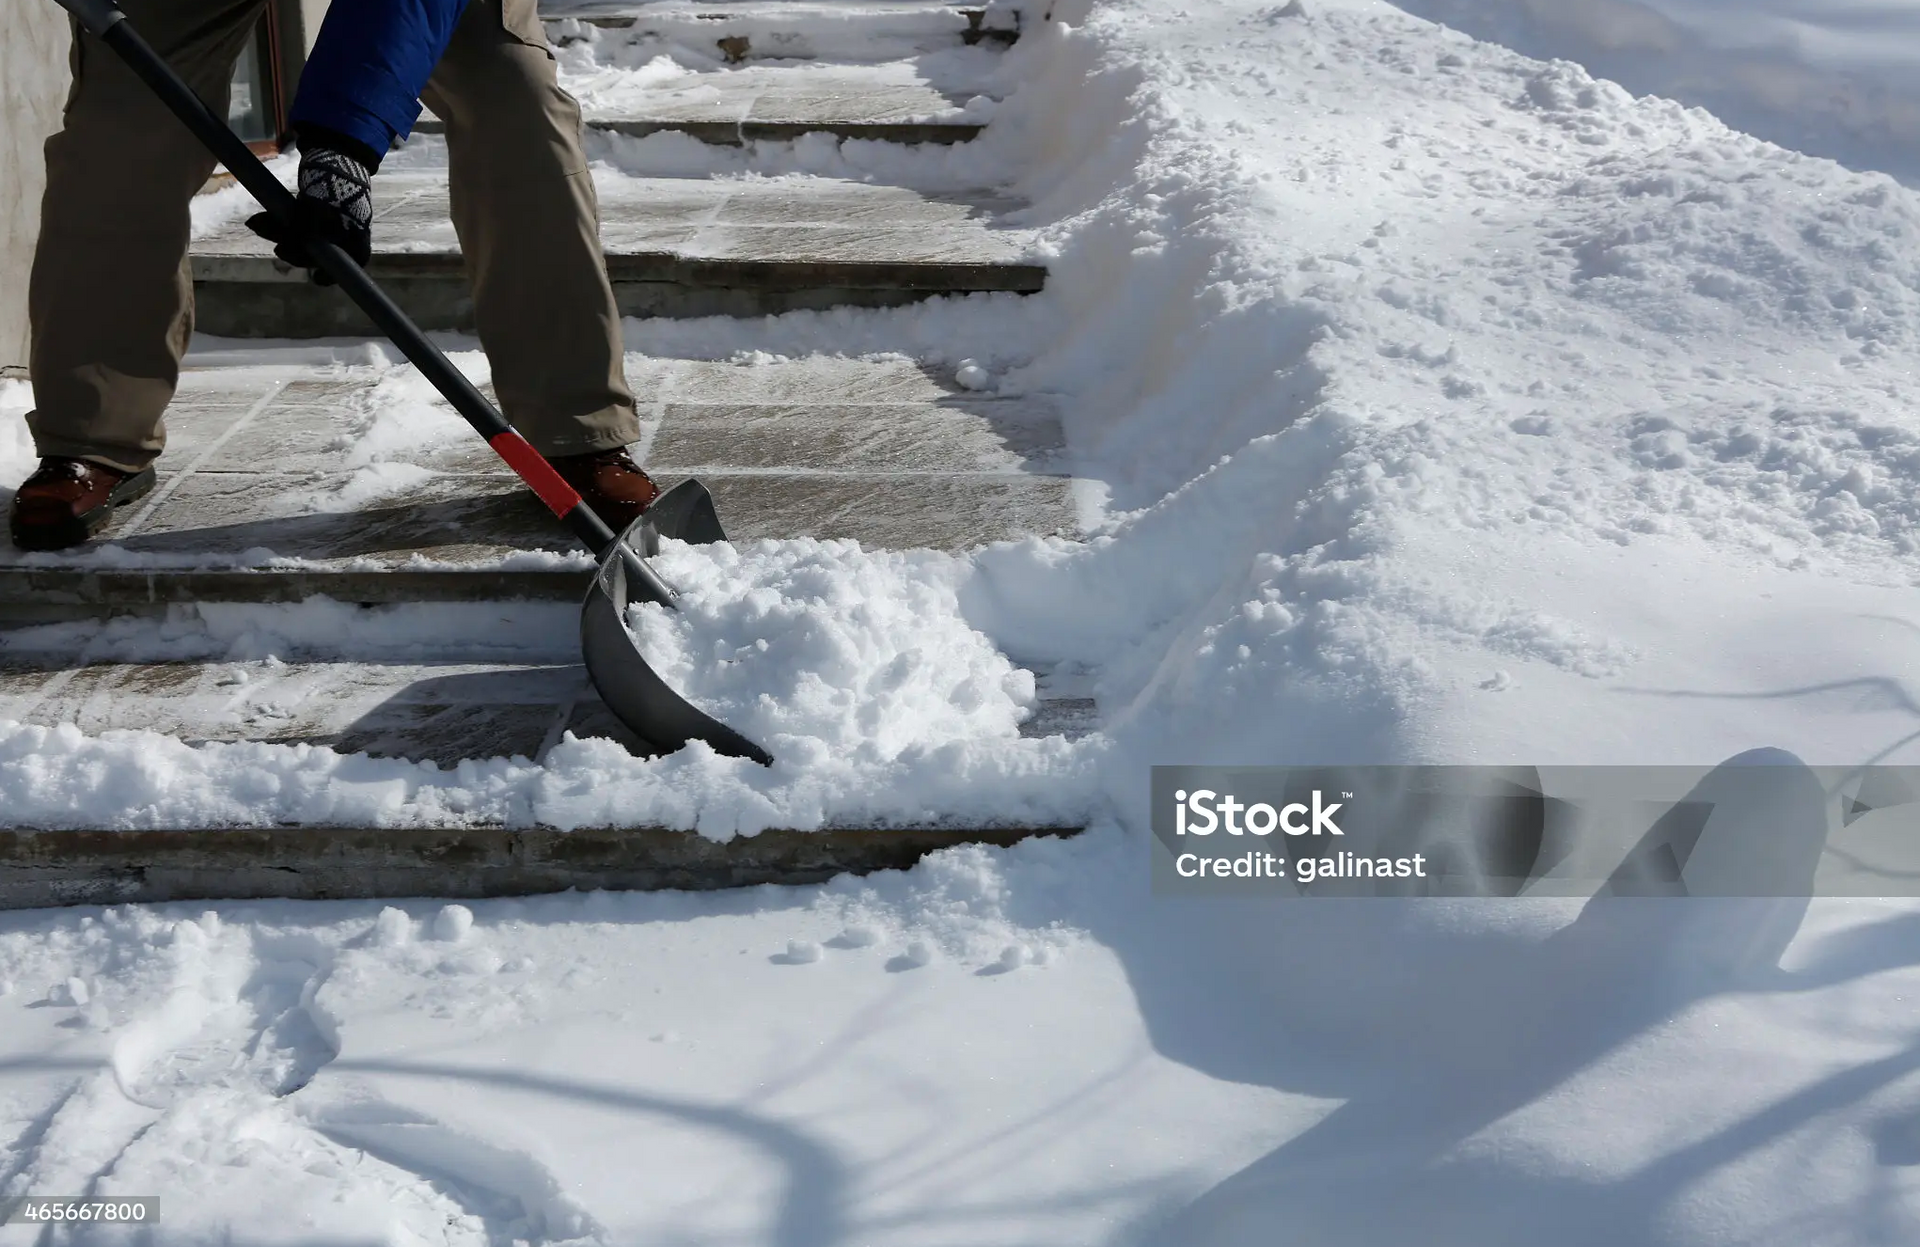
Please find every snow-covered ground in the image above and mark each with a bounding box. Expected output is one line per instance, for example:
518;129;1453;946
11;0;1920;1240
1399;0;1920;183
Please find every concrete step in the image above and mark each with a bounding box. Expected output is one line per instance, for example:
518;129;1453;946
0;823;1078;909
191;174;1043;336
543;2;1019;62
419;62;996;145
0;657;1098;765
0;356;1076;617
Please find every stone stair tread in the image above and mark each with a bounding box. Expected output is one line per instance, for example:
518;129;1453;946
0;822;1080;909
190;176;1042;332
544;0;1013;42
1;471;1069;559
0;657;1097;766
584;64;988;123
0;356;1076;611
419;62;998;143
548;0;986;12
197;175;1031;271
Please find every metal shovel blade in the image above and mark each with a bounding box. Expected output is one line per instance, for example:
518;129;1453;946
580;480;775;766
637;475;727;557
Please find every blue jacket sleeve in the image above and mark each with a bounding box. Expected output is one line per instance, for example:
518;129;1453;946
288;0;471;163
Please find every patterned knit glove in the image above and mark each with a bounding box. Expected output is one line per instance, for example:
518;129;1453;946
247;131;375;287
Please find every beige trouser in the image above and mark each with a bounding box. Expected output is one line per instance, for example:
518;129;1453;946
28;0;639;472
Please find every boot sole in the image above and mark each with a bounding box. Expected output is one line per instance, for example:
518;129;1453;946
9;467;158;552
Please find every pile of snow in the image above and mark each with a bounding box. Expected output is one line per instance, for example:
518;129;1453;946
633;538;1041;762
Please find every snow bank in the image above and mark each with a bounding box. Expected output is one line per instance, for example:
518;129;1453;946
960;0;1920;781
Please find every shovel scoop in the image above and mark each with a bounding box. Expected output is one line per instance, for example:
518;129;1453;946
585;482;774;765
56;0;773;766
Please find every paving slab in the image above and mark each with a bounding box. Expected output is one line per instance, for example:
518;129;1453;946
422;62;995;144
191;174;1044;336
0;357;1076;615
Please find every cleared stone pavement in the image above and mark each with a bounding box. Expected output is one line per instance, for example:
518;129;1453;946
193;175;1044;336
0;355;1075;612
546;0;1020;61
422;61;1004;145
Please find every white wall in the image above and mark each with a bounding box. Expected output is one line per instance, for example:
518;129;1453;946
300;0;330;50
0;4;72;376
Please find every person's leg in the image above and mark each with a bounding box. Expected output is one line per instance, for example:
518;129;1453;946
27;0;267;473
421;0;640;457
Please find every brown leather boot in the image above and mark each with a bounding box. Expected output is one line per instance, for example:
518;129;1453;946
9;457;157;551
549;446;661;534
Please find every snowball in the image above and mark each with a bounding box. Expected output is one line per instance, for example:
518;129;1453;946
433;904;475;943
784;939;823;964
997;944;1032;971
59;977;90;1006
374;907;413;948
955;360;992;391
901;940;935;968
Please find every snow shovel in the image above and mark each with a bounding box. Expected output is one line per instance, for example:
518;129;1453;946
54;0;774;767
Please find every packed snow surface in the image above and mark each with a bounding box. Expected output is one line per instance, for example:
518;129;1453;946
8;0;1920;1241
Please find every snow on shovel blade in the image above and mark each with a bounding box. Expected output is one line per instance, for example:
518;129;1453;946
579;480;775;766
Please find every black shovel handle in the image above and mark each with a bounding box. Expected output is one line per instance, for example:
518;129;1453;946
56;0;677;602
